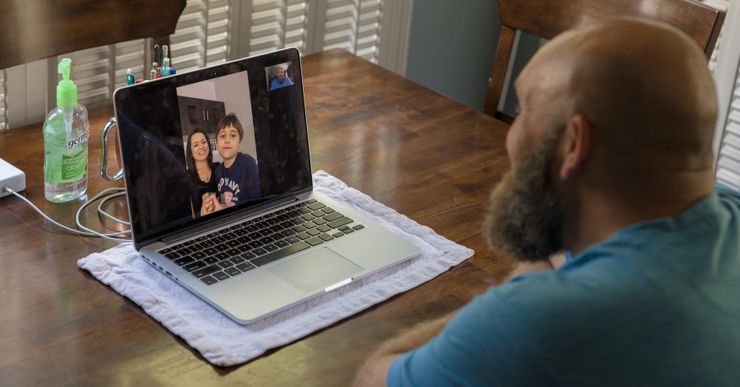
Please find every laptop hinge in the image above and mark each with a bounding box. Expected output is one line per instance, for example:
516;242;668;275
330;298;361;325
160;195;301;245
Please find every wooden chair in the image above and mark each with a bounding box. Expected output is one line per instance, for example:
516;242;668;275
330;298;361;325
0;0;185;69
483;0;726;122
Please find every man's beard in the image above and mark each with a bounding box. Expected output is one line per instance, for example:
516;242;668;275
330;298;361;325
483;130;566;262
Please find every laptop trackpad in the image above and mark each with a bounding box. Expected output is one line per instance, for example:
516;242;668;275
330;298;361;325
268;247;363;293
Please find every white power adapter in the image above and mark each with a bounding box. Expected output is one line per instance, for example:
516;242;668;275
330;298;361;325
0;157;26;198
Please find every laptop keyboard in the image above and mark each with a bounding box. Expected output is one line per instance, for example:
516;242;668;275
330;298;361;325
157;199;365;285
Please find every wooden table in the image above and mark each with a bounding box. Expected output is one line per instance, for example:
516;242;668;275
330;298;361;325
0;50;513;386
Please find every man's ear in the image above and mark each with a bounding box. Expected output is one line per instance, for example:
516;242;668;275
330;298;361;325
559;114;591;180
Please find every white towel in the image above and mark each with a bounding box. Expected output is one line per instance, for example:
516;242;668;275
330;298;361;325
77;171;474;367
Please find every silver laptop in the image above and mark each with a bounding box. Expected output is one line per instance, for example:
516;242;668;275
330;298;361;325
113;48;419;324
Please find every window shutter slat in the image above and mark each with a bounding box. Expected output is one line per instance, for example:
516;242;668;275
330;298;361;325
717;65;740;189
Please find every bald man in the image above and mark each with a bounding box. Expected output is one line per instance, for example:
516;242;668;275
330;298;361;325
353;18;740;387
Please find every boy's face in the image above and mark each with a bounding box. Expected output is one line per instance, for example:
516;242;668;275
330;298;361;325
216;125;241;160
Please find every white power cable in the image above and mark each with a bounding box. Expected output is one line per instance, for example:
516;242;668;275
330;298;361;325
4;186;132;243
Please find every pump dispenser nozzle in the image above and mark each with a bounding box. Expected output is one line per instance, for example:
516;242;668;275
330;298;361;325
57;58;78;108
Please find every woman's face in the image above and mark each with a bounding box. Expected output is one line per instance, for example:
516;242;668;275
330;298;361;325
190;132;210;162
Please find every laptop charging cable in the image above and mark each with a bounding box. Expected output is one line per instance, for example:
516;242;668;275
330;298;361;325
3;186;133;242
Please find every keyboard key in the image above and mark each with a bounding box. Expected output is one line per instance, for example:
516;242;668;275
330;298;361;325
307;229;321;236
311;210;325;217
236;262;255;272
292;225;307;233
301;214;316;221
226;248;240;256
296;232;311;240
253;247;268;256
214;244;230;252
214;271;230;281
204;257;219;265
342;228;355;234
192;251;206;259
184;261;207;272
200;276;218;285
177;247;193;255
192;264;220;277
237;245;251;253
249;241;263;248
211;236;225;244
332;232;344;238
307;202;325;210
328;217;353;229
203;247;218;255
164;252;180;259
215;252;229;260
287;236;301;244
225;267;242;276
218;260;235;269
323;212;344;222
321;207;335;214
303;221;318;229
319;233;334;241
259;236;275;244
275;240;289;248
160;248;172;254
264;244;279;252
251;242;310;266
352;224;365;230
237;236;250;244
222;233;235;241
230;256;247;264
318;225;331;233
174;256;195;266
240;252;256;260
307;199;317;204
306;237;323;246
200;240;215;248
226;240;240;248
313;218;327;225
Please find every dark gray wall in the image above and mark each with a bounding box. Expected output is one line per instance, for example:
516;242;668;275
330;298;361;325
405;0;540;114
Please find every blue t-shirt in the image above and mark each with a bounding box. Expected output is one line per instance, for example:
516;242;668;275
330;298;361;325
270;76;293;90
214;152;261;207
389;185;740;386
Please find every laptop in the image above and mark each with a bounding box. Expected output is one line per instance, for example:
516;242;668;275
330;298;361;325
112;48;420;324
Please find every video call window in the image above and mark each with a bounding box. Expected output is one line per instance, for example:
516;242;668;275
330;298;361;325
176;71;261;219
266;62;295;91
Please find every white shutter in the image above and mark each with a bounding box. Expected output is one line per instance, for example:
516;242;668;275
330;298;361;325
171;0;232;73
247;0;309;55
59;46;114;107
0;70;6;130
716;68;740;190
323;0;382;63
113;40;146;90
0;0;409;129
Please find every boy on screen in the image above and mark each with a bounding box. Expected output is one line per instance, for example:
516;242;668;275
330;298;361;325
201;113;261;215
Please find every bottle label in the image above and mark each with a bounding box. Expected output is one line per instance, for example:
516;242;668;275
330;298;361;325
45;129;88;184
62;148;87;179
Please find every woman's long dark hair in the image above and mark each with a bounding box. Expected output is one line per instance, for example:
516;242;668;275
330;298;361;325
185;129;213;181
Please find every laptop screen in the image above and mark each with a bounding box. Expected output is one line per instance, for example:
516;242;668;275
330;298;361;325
113;48;312;247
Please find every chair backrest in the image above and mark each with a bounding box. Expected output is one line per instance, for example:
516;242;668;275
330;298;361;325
483;0;726;122
0;0;186;69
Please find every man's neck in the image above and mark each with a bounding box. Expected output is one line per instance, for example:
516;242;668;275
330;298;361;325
567;171;715;255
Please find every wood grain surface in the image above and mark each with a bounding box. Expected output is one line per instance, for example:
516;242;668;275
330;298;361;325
0;50;513;386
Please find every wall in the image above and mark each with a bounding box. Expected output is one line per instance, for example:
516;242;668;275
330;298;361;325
405;0;540;114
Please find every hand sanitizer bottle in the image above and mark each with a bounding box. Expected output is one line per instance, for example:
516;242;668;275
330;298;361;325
43;58;89;202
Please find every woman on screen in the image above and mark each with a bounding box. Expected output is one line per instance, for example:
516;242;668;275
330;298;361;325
185;129;220;217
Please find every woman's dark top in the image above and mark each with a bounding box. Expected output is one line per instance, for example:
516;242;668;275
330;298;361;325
191;162;218;216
